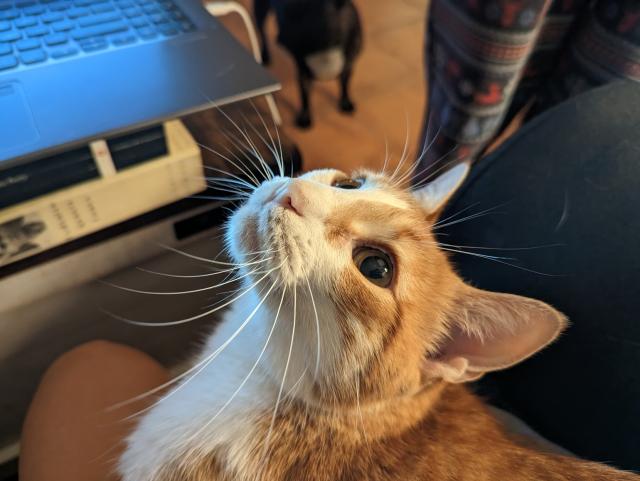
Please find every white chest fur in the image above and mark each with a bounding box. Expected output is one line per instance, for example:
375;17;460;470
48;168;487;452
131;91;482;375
118;291;284;481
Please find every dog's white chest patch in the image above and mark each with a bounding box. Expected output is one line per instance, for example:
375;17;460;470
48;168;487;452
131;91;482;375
305;48;345;80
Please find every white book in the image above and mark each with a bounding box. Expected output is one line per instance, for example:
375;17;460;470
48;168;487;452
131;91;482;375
0;120;205;269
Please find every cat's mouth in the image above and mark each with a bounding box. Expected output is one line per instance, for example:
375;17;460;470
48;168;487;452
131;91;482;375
263;202;307;285
235;177;310;286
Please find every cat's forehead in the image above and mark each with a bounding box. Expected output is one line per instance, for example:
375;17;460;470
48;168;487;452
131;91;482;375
299;168;413;211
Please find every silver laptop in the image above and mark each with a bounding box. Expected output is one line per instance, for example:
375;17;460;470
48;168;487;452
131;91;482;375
0;0;279;166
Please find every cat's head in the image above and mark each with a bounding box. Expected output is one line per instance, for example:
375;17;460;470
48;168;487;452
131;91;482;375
225;165;567;405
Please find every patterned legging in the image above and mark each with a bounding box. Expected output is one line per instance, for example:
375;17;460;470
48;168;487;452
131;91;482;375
415;0;640;182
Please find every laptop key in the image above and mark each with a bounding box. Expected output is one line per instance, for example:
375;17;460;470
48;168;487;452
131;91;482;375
67;7;91;18
0;10;19;21
78;11;121;27
92;4;116;13
136;26;156;39
16;38;41;51
150;13;168;24
49;2;72;11
131;16;148;27
123;7;142;17
50;45;78;58
179;21;194;32
158;23;177;36
23;5;46;16
44;33;68;45
41;12;65;23
111;32;136;45
51;20;74;31
25;25;49;37
0;54;18;70
72;21;127;40
0;43;11;55
15;17;39;28
78;38;107;52
0;21;9;32
0;30;21;42
20;49;47;64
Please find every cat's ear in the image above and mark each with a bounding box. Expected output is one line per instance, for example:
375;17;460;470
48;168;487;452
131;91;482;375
423;286;568;383
412;161;470;215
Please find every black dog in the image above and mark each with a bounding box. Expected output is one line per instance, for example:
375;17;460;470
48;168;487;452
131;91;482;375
254;0;362;128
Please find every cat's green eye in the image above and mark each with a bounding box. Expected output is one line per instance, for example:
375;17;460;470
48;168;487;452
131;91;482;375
333;178;363;189
353;247;394;288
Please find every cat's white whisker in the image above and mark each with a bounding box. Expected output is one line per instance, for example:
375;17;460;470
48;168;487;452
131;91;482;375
203;181;253;197
203;164;259;190
189;285;287;447
437;242;564;252
241;120;276;182
430;202;481;229
436;246;560;277
135;266;239;279
204;175;255;190
133;250;276;279
100;266;264;296
381;133;391;175
218;128;271;185
202;183;251;198
115;278;283;422
249;99;285;177
432;203;508;230
197;142;261;187
412;116;441;168
241;108;283;178
387;115;411;184
409;150;461;190
158;243;272;267
216;107;273;183
259;284;297;476
305;275;321;381
203;170;256;190
394;133;449;188
102;265;280;327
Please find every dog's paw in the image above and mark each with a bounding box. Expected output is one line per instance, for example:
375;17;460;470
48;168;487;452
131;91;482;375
295;112;312;129
339;97;356;113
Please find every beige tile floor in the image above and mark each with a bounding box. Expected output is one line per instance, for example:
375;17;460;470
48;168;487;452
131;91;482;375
218;0;429;175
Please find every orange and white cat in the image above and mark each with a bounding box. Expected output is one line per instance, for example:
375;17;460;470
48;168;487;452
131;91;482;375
119;164;639;481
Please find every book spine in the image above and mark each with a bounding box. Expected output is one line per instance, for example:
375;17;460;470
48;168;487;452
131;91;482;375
0;146;99;209
0;124;173;209
0;123;204;268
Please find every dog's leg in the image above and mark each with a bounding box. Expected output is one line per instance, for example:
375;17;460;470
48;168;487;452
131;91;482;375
253;0;271;65
339;66;355;113
296;70;313;128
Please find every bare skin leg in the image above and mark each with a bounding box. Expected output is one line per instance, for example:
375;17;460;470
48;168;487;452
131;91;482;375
20;340;169;481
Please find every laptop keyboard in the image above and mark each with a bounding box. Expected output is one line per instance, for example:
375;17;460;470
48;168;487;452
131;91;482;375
0;0;195;72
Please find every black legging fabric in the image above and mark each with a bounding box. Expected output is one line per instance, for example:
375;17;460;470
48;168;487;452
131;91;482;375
440;81;640;470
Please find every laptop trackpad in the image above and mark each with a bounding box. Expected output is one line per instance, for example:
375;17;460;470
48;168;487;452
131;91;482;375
0;82;39;154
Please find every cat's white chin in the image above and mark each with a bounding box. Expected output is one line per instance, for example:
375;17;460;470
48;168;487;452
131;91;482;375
261;203;308;287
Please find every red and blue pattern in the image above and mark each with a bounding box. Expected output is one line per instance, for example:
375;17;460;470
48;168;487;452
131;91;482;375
416;0;640;181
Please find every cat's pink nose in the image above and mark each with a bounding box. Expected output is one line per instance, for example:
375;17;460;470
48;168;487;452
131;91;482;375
277;183;304;216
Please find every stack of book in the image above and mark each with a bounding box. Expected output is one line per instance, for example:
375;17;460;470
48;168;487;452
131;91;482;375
0;120;205;269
